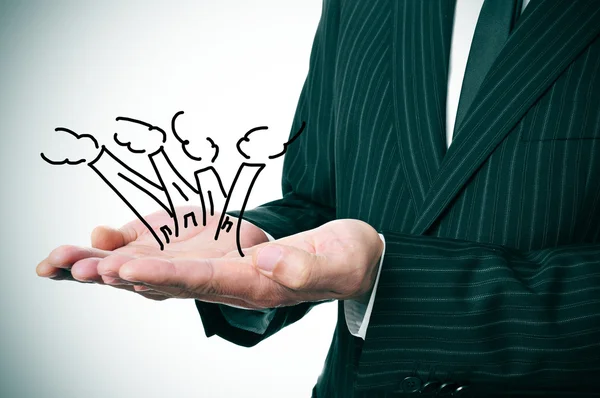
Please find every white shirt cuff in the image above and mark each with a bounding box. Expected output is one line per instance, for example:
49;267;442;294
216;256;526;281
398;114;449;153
343;233;385;340
220;227;385;341
261;229;275;242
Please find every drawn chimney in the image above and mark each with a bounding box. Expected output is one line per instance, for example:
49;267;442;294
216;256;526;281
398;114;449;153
111;116;208;247
88;146;173;249
210;122;305;256
42;115;305;256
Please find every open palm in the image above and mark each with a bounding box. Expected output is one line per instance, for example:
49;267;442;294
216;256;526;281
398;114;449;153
38;206;383;308
36;206;269;301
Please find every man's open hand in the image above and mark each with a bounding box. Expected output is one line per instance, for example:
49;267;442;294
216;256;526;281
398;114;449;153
37;209;383;308
36;206;269;303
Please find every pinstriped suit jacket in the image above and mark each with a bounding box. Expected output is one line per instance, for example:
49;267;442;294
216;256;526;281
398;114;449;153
196;0;600;396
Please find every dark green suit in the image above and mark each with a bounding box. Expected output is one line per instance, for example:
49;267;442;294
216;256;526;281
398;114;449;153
196;0;600;396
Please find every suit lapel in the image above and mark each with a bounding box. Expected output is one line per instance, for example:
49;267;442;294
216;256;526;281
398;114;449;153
411;0;600;235
391;0;455;210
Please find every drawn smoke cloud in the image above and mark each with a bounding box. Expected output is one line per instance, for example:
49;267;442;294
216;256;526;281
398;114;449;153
236;122;306;161
41;112;306;256
171;111;219;163
40;127;101;166
113;117;167;155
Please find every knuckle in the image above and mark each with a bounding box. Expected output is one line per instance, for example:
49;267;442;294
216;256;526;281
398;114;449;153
286;259;315;291
249;288;274;308
196;258;217;295
249;282;288;309
351;266;373;296
287;276;308;291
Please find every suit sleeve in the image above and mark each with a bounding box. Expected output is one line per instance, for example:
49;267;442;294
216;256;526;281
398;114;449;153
194;0;340;347
356;231;600;394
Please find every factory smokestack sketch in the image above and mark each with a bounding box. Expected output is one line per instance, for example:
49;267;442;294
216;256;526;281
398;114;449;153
41;112;306;256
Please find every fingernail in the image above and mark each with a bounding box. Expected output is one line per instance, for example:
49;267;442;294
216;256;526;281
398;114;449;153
102;276;119;285
256;246;282;273
102;276;132;285
120;272;138;283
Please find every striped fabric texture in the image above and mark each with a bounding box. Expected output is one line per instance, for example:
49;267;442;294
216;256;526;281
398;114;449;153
195;0;600;396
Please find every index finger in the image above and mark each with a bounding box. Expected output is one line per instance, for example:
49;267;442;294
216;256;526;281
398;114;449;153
36;245;112;278
117;255;286;306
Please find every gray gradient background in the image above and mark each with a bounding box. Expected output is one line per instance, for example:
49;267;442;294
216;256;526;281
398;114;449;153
0;1;337;397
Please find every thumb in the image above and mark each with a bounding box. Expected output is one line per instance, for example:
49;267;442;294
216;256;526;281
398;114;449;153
253;244;335;293
91;225;137;250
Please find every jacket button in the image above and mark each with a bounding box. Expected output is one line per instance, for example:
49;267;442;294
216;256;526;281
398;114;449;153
438;382;458;396
420;380;441;393
399;376;422;393
452;384;471;396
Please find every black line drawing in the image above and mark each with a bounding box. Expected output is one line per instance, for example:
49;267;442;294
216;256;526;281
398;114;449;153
183;211;198;229
40;153;86;166
206;137;219;163
40;127;99;165
194;166;227;227
269;121;306;159
214;163;266;256
236;126;269;160
114;132;146;154
115;116;167;143
171;111;203;161
89;149;167;249
172;182;189;201
220;217;234;233
207;191;215;216
117;171;173;215
171;111;220;163
41;112;306;256
56;127;100;149
160;225;173;244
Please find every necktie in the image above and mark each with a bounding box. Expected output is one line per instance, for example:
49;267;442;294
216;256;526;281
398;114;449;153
453;0;522;135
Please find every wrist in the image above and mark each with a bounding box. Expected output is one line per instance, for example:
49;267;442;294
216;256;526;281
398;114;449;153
354;231;385;302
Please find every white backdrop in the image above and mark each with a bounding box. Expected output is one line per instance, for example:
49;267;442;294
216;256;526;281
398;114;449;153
0;1;338;397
